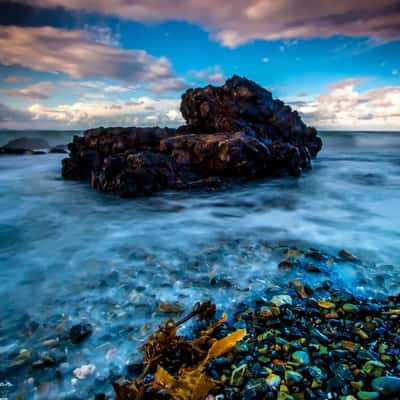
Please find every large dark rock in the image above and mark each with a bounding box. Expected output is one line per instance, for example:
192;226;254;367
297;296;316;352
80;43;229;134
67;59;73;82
62;76;322;197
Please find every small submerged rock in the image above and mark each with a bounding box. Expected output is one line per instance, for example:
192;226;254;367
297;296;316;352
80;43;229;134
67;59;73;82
356;391;380;400
69;322;93;344
338;249;358;261
342;303;360;313
317;300;336;309
73;364;96;379
271;295;292;307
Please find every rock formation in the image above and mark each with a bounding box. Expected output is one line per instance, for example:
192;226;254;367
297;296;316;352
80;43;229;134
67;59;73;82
0;137;50;155
62;76;322;197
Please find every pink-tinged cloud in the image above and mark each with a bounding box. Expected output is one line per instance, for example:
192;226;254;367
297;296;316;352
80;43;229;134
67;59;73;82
0;25;176;82
2;81;54;99
14;0;400;47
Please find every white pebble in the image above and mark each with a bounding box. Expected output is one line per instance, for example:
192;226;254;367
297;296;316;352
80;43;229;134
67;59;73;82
73;364;96;379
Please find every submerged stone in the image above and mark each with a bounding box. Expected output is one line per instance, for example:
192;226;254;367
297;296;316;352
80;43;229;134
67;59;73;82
69;322;93;344
356;391;380;400
285;370;303;385
343;303;360;313
271;295;293;307
371;376;400;396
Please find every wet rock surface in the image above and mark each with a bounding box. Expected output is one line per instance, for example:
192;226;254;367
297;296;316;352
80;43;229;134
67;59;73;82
62;76;322;197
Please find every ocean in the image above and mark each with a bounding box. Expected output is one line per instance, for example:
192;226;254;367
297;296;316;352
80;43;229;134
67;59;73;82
0;130;399;398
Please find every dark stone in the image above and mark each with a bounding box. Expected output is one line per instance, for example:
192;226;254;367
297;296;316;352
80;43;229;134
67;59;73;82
62;76;322;197
69;322;93;344
49;145;68;154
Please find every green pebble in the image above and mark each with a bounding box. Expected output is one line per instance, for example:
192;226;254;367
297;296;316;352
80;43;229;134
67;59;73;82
362;360;385;377
266;373;281;388
235;342;248;352
343;303;360;313
277;392;295;400
292;350;310;365
285;370;303;385
357;391;380;400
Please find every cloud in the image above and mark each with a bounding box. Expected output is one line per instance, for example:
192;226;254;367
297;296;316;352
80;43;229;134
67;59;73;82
26;96;184;128
3;75;31;83
83;25;120;46
294;79;400;130
3;80;400;129
190;66;226;84
15;0;400;47
261;57;269;63
0;25;175;82
76;81;137;93
0;103;32;123
207;73;226;85
2;81;54;99
149;77;188;93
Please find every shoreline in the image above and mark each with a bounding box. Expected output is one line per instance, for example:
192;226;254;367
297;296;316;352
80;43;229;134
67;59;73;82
0;246;399;399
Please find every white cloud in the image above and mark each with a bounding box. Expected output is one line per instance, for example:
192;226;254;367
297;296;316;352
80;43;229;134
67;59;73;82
392;69;399;75
190;66;226;84
16;0;400;47
77;81;137;93
83;25;120;46
25;96;184;128
294;79;400;130
261;57;269;63
0;25;175;83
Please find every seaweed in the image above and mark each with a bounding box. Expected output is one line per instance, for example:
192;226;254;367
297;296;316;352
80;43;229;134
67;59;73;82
114;301;246;400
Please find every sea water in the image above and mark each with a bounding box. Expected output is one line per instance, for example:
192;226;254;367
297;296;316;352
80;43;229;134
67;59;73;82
0;131;399;398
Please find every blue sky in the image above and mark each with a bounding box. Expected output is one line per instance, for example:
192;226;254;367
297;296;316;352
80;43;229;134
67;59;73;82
0;0;399;130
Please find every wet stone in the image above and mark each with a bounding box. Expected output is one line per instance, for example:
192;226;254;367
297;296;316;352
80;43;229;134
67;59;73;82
69;322;93;344
292;351;310;365
343;303;360;313
371;376;400;396
356;391;380;400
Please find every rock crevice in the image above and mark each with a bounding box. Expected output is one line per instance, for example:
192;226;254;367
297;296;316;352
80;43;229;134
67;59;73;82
62;76;322;197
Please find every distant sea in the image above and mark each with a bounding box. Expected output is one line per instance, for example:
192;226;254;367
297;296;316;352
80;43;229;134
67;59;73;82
0;130;399;398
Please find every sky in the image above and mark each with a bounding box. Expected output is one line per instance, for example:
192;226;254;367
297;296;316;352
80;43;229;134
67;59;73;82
0;0;399;130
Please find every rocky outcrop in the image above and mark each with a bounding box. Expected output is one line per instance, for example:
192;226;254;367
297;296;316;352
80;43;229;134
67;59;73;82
62;76;322;197
0;137;50;155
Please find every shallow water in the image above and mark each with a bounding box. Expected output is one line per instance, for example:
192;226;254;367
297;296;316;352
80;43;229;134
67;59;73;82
0;130;399;399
